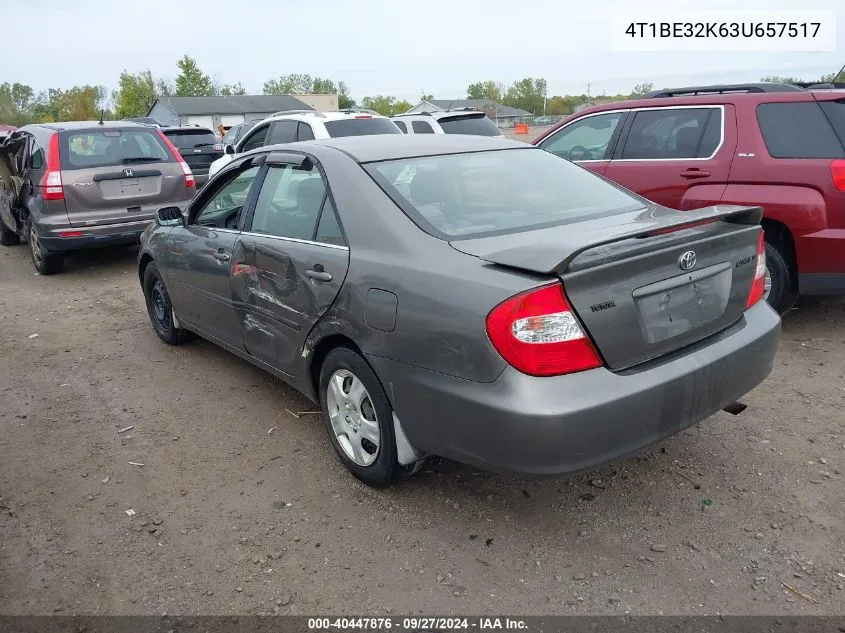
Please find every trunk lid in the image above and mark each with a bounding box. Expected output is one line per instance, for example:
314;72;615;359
451;204;763;370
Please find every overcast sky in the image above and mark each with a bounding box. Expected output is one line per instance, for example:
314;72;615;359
4;0;842;103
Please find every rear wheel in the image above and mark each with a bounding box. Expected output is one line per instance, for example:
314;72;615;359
143;262;193;345
764;241;797;314
27;220;63;274
318;347;417;487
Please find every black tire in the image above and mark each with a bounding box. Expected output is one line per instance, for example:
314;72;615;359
318;347;417;487
0;221;20;246
764;241;797;315
143;262;193;345
27;219;63;274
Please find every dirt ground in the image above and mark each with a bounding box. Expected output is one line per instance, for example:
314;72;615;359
0;242;843;617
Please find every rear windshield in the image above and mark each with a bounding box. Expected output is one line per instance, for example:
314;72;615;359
60;129;172;170
324;118;402;138
163;128;219;149
438;114;502;137
366;148;643;239
756;102;845;158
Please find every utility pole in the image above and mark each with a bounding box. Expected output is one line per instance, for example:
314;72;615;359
587;82;592;99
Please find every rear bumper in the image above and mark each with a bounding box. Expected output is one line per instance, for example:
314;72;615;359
368;300;781;478
38;219;154;252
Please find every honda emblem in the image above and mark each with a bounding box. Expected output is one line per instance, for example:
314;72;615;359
123;168;134;178
678;250;697;271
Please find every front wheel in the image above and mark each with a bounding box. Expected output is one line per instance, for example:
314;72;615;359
319;347;417;487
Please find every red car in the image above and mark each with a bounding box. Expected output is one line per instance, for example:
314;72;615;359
532;82;845;314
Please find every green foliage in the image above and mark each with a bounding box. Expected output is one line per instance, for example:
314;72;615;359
360;95;410;116
466;80;503;102
174;55;215;97
219;82;247;96
0;82;36;126
629;82;654;97
263;73;315;95
113;69;158;118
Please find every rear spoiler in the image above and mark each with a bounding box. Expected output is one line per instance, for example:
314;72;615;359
450;204;762;276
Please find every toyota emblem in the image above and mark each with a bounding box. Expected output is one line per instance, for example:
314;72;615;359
678;250;697;271
123;168;134;178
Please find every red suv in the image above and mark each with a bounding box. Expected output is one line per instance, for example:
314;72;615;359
532;82;845;314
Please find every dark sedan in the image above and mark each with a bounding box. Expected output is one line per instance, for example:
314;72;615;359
138;136;780;487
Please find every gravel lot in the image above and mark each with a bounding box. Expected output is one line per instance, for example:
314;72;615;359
0;241;843;617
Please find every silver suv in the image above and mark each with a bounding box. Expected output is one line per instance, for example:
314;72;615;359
391;109;504;137
0;121;196;274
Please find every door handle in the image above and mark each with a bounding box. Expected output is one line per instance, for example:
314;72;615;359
305;266;332;282
213;251;231;262
680;168;711;179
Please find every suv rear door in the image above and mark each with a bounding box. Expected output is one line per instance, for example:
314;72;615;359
60;127;187;228
163;128;222;179
604;105;736;209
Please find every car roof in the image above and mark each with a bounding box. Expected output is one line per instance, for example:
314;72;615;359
24;120;150;132
260;111;390;125
161;126;216;133
273;134;528;163
393;110;488;120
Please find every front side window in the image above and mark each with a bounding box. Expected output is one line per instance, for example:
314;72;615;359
366;148;643;239
239;125;269;152
193;165;260;228
539;112;624;161
621;107;721;159
249;164;329;241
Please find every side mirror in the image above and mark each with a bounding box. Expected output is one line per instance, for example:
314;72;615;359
156;206;184;226
225;144;236;155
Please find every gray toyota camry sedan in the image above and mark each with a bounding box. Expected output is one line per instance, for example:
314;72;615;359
138;135;780;487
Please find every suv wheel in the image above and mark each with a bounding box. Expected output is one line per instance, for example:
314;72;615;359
27;220;63;275
763;241;797;314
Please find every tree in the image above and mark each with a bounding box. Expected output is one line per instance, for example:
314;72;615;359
360;95;409;116
112;69;158;118
760;75;803;84
337;82;354;109
219;82;247;96
174;55;215;97
820;71;845;83
629;82;654;97
263;73;314;95
466;80;504;102
420;92;434;102
503;77;547;114
0;82;36;126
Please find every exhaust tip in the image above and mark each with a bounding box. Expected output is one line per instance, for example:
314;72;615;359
722;401;747;416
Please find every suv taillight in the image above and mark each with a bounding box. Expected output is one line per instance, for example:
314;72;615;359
831;159;845;191
746;231;767;308
40;133;63;201
486;282;602;377
155;128;195;190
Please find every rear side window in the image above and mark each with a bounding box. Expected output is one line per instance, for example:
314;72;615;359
324;118;402;138
621;107;721;159
164;129;219;150
60;129;171;170
240;125;269;152
438;114;501;137
297;123;315;141
393;120;407;133
757;102;845;158
412;121;435;134
268;120;298;145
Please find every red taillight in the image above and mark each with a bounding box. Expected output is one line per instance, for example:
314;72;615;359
831;159;845;191
40;133;63;201
746;231;767;308
155;128;195;189
57;230;84;238
354;115;372;119
212;143;223;152
486;283;602;377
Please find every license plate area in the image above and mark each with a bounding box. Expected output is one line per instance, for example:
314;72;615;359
634;263;732;344
120;178;140;195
